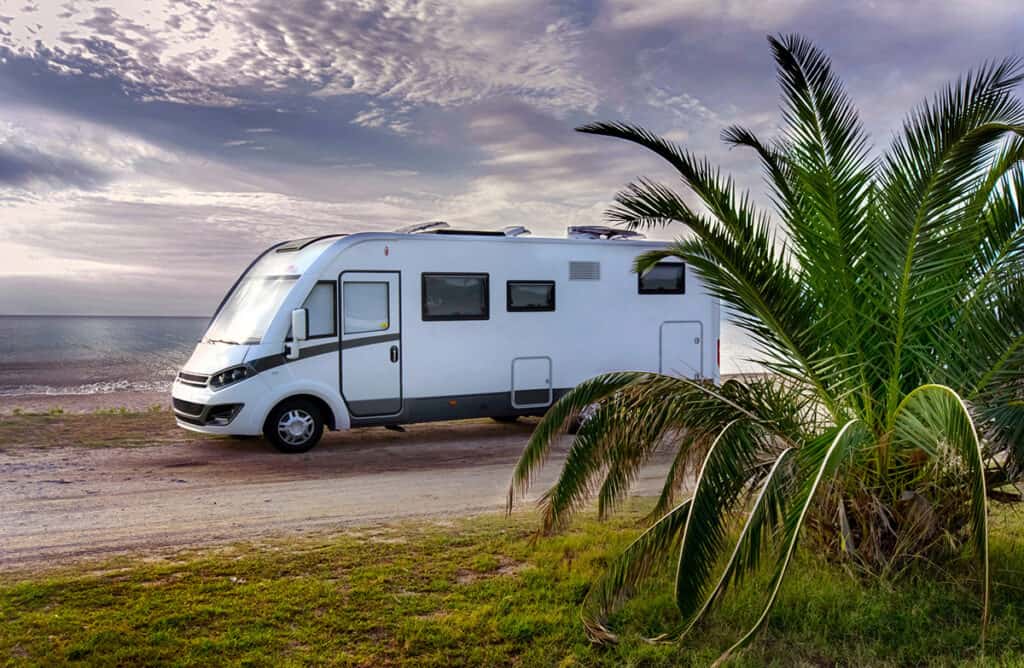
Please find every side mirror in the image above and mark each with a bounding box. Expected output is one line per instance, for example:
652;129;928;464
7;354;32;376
291;308;308;341
286;308;308;360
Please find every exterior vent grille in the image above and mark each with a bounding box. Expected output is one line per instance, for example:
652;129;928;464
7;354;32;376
173;398;204;416
569;261;601;280
177;371;209;388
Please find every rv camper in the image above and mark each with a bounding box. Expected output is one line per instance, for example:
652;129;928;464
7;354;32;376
172;223;720;452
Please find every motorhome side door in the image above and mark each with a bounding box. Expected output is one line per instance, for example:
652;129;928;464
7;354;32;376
660;321;703;379
339;271;402;417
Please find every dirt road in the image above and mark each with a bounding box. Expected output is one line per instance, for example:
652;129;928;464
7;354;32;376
0;418;673;572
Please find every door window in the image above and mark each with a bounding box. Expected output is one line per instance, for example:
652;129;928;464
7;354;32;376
343;282;390;334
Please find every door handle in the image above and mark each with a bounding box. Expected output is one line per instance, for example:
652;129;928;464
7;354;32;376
390;345;399;363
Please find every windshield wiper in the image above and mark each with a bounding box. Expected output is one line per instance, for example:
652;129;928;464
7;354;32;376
204;338;241;345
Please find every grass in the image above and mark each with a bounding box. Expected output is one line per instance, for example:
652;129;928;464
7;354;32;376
3;502;1024;667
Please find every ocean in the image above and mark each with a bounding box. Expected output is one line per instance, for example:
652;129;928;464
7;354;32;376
0;315;209;397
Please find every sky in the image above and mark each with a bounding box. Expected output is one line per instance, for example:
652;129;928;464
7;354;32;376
1;1;1022;325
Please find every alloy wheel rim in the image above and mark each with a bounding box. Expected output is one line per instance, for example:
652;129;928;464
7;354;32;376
277;409;314;445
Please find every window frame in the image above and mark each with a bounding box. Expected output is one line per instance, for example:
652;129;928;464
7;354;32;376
638;262;686;295
342;280;391;335
506;280;556;312
421;272;490;321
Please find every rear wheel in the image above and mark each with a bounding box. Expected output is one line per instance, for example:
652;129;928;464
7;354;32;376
264;399;324;453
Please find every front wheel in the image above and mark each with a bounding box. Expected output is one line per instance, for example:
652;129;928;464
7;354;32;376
264;399;324;453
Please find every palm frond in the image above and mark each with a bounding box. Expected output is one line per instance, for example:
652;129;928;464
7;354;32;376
891;384;989;638
677;447;797;641
673;420;762;619
581;499;693;643
507;372;647;513
714;420;870;666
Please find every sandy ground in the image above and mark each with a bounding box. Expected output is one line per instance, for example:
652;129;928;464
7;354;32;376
0;417;674;573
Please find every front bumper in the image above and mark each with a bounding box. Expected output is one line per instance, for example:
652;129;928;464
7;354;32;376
172;377;265;436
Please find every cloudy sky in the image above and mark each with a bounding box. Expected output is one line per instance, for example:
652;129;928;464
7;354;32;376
0;0;1022;319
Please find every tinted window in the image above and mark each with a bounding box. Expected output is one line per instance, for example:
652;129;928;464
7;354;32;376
343;282;389;334
422;273;489;320
638;262;685;294
507;281;555;312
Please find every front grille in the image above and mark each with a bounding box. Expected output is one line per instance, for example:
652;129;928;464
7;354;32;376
177;371;209;387
173;398;204;416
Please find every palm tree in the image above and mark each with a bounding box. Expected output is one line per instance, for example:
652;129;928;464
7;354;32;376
508;34;1024;663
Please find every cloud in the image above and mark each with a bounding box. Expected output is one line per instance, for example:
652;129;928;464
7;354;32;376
0;139;109;189
0;1;599;123
600;0;813;30
0;110;181;191
350;103;415;136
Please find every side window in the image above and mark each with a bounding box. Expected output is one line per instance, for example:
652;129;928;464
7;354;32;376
343;282;390;334
304;281;337;337
422;273;489;321
507;281;555;312
638;262;685;294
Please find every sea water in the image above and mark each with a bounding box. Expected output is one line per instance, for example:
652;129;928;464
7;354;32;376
0;315;208;396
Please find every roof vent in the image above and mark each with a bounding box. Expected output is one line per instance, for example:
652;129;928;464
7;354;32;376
569;261;601;280
502;225;531;237
395;220;450;234
567;225;645;240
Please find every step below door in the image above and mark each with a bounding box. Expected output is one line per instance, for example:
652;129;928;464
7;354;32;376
660;321;703;379
511;357;552;409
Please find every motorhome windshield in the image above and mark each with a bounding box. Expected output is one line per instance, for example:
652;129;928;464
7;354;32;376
203;237;336;345
204;275;297;344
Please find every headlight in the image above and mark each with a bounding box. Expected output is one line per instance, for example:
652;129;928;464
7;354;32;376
209;365;255;389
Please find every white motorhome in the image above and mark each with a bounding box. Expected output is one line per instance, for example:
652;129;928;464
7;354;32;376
172;223;720;452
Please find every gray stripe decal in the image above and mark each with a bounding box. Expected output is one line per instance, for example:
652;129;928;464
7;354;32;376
340;332;400;350
249;341;339;372
300;341;341;357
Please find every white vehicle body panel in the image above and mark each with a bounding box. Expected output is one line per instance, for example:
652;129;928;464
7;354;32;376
171;231;720;437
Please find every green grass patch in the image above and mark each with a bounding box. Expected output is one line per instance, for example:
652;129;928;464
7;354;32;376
2;504;1023;666
0;410;198;452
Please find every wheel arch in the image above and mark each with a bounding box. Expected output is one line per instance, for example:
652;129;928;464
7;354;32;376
262;388;350;432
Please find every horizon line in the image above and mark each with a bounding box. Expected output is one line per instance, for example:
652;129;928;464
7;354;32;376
0;313;209;319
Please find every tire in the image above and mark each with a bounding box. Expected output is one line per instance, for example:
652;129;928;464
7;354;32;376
491;415;519;423
264;398;324;453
